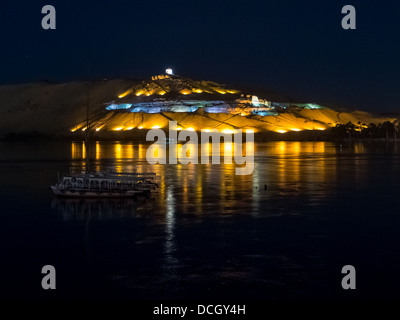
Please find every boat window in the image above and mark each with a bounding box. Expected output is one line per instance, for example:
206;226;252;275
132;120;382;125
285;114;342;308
100;180;108;189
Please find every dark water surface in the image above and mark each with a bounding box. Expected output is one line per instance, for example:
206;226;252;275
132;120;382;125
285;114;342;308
1;141;400;300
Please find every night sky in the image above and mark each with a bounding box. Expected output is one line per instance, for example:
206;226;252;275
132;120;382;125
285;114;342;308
1;0;399;111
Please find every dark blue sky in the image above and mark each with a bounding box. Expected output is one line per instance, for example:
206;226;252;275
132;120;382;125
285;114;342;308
1;0;399;111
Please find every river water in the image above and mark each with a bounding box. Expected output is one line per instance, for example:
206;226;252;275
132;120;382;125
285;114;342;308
1;140;399;299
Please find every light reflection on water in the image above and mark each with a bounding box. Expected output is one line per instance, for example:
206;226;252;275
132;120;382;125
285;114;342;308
61;141;349;220
51;197;154;221
2;140;400;299
55;141;348;274
50;140;400;222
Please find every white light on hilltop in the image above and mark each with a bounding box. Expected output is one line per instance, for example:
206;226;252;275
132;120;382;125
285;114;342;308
166;68;173;75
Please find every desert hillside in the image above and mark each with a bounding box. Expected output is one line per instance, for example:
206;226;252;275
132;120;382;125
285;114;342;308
0;78;396;138
0;79;136;135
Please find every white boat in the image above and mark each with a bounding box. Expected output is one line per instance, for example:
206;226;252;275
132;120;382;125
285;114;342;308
51;82;158;198
50;171;158;198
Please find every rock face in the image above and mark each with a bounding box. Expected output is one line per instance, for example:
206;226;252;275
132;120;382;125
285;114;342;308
0;79;137;136
0;75;396;137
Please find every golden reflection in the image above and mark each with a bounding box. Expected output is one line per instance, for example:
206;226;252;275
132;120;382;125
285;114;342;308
195;166;203;214
126;143;134;159
177;143;197;163
95;141;101;160
82;141;86;159
138;144;146;159
71;142;79;159
292;141;301;154
313;142;325;153
147;142;166;163
245;141;255;158
223;142;233;164
277;141;286;154
354;143;366;154
67;141;339;217
183;168;188;211
201;142;211;158
268;142;336;200
115;143;122;159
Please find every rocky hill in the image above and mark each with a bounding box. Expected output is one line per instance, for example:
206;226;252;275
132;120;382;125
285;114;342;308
0;77;396;138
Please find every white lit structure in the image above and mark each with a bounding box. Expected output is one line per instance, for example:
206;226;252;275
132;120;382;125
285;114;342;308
252;95;260;107
166;68;173;75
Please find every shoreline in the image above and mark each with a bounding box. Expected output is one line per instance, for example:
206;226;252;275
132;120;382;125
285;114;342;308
2;129;400;143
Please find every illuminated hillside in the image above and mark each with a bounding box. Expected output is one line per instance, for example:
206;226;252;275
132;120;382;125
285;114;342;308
0;71;397;138
71;71;397;135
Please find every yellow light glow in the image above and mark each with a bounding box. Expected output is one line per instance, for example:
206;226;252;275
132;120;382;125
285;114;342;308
152;125;161;129
180;89;192;95
82;142;86;160
201;142;211;157
96;141;101;160
138;126;143;129
316;127;326;131
277;130;287;133
70;128;78;132
203;129;211;133
176;127;183;131
245;141;255;157
146;93;151;96
224;142;233;152
227;90;239;94
114;127;124;131
277;141;286;153
193;89;203;93
95;127;101;132
118;89;132;98
115;143;122;159
159;92;166;95
222;129;235;134
245;129;255;133
82;127;87;132
136;93;142;96
186;127;195;131
290;128;301;132
125;127;134;130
